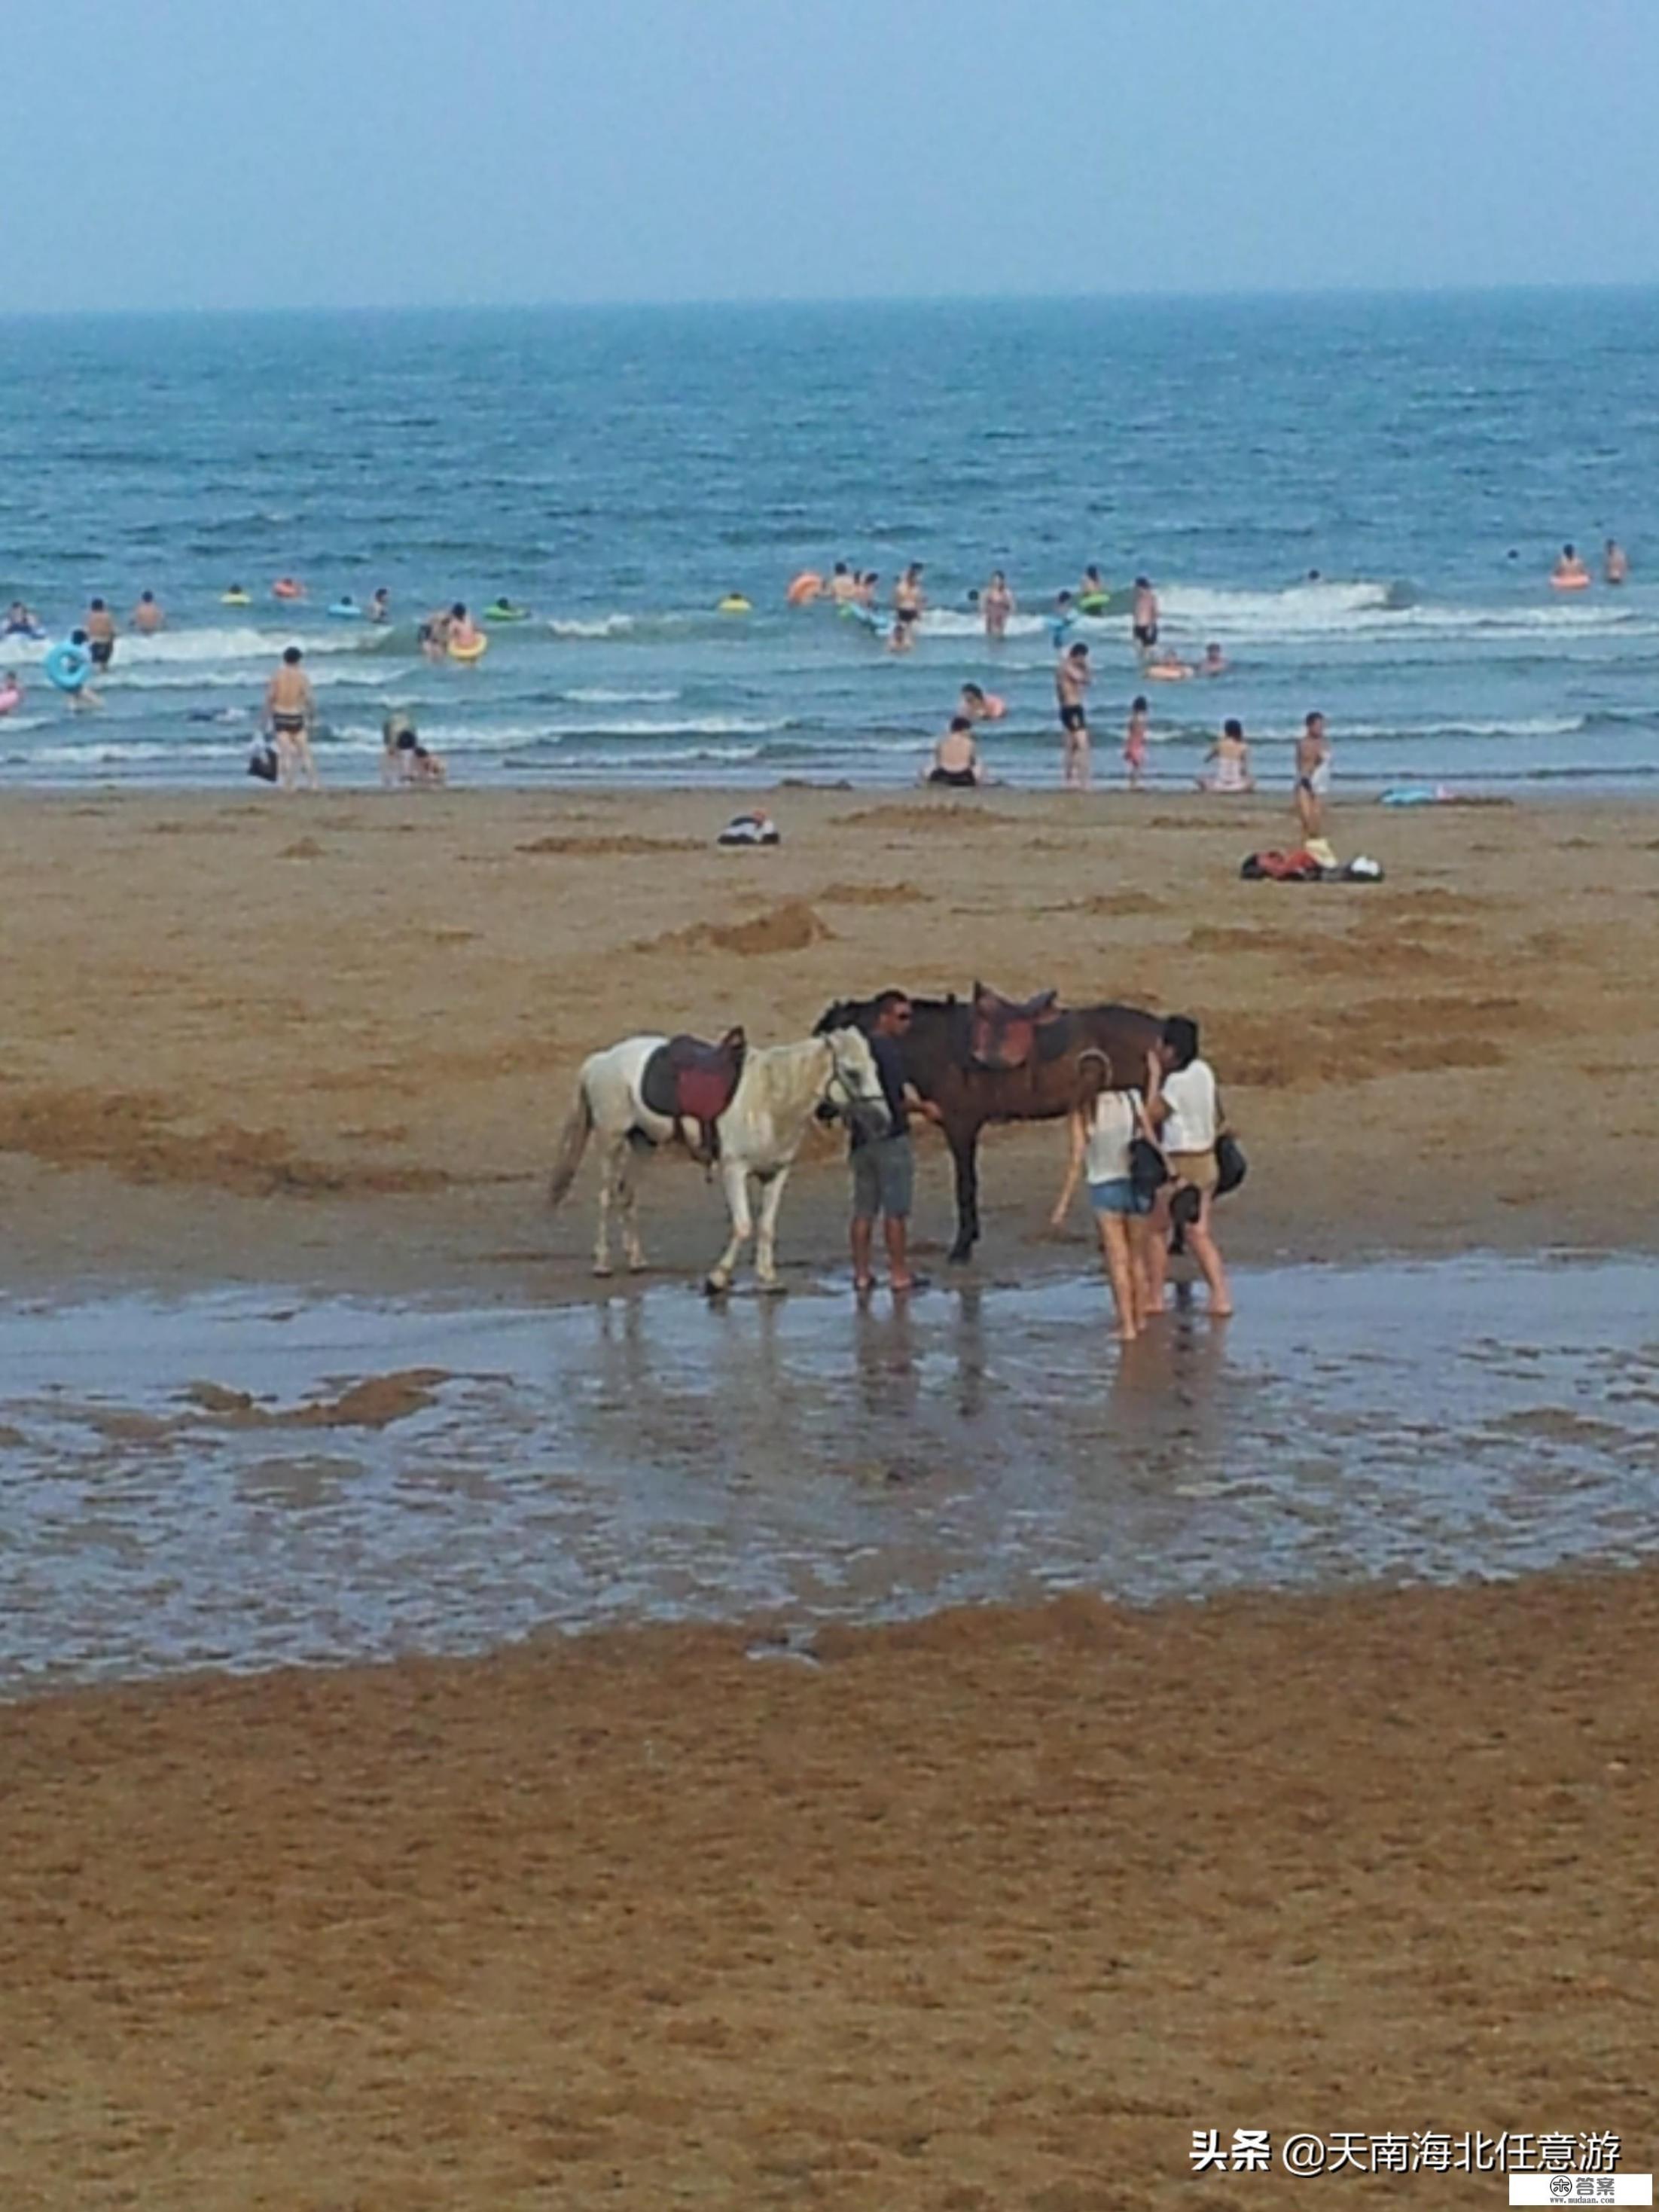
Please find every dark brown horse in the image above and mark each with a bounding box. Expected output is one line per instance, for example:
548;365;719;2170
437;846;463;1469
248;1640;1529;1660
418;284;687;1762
816;992;1164;1262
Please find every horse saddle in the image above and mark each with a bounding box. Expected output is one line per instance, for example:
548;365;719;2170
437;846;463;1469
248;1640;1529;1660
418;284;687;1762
641;1027;747;1161
967;982;1067;1071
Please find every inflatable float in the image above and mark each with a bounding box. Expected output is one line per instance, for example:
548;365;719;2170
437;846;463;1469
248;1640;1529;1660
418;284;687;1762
220;588;252;608
785;572;823;606
271;578;305;602
483;600;531;623
717;594;752;615
1551;572;1590;592
1076;590;1110;615
44;641;91;694
447;633;489;663
326;598;361;621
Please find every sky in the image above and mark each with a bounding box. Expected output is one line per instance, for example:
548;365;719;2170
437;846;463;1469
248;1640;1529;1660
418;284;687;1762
6;0;1658;313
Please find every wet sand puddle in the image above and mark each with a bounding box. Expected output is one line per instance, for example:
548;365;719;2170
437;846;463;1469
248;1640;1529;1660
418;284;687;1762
0;1253;1653;1692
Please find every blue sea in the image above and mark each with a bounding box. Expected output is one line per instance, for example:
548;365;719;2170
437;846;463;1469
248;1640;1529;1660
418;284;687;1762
2;291;1656;793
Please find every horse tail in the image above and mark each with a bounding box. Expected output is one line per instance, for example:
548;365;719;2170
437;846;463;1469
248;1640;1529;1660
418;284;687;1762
547;1074;593;1208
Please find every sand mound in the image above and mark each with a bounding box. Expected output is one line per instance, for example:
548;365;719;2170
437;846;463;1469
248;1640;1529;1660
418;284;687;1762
644;900;834;957
843;804;1002;834
816;882;926;906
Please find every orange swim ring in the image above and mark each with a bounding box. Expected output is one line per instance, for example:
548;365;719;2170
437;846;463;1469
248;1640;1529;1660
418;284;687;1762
981;693;1007;719
786;571;824;606
271;577;306;601
1550;573;1590;592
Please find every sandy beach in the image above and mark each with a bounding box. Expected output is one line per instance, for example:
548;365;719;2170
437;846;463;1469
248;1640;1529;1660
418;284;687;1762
3;786;1657;2205
1;786;1654;1296
5;1570;1656;2208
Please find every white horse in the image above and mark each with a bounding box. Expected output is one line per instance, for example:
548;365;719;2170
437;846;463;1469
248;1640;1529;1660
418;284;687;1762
547;1027;890;1292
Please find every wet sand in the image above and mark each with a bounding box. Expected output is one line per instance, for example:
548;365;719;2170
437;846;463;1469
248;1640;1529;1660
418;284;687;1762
5;1569;1657;2208
0;788;1654;1298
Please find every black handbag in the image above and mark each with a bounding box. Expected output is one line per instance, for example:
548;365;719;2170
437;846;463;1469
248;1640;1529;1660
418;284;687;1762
1215;1132;1248;1195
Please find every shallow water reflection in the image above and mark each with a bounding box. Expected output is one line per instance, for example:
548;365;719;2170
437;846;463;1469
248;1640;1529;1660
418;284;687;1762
0;1254;1654;1691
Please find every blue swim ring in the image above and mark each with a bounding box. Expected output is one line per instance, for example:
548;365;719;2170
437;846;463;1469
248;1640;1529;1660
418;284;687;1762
326;600;362;621
44;641;91;693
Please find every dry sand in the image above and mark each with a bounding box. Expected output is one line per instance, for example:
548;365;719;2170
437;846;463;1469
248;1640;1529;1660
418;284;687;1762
1;786;1654;1295
3;786;1656;2205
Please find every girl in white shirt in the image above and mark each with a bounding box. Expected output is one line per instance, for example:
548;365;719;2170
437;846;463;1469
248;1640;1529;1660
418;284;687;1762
1051;1047;1163;1341
1145;1014;1234;1317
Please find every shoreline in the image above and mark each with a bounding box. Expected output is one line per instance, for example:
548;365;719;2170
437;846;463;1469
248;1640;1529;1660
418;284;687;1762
5;1568;1655;2206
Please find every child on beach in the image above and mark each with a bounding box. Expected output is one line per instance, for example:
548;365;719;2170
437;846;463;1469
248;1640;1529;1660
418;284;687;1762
1124;695;1149;789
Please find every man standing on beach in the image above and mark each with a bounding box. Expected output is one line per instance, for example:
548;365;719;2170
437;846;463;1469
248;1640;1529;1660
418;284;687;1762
264;645;319;791
1295;710;1331;839
849;990;939;1296
1056;641;1092;789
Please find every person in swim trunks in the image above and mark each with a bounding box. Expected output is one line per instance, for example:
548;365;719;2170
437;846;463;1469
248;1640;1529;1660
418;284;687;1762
893;562;926;631
1294;709;1331;838
265;645;319;791
130;590;165;635
84;598;117;672
1056;641;1092;789
925;715;985;787
981;569;1014;639
1604;539;1629;585
1131;575;1159;654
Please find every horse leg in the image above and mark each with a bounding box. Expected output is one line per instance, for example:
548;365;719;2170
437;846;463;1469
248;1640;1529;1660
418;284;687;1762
593;1137;627;1276
618;1149;648;1272
753;1167;791;1292
947;1127;981;1262
705;1163;754;1296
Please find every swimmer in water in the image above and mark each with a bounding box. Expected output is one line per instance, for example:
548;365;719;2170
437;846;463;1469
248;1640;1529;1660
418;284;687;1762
369;587;392;623
1050;590;1076;649
892;562;926;635
1131;575;1160;656
925;715;986;788
84;598;117;677
1200;641;1227;676
130;590;165;634
828;560;858;604
1078;563;1107;600
418;605;453;661
981;569;1014;639
1552;543;1590;587
447;603;483;654
65;629;104;713
1124;694;1149;790
5;600;41;636
1604;539;1629;586
958;682;997;725
855;570;878;610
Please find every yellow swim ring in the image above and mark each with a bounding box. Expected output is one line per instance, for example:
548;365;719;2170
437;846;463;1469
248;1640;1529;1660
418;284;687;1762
717;595;752;615
221;590;252;607
448;633;489;662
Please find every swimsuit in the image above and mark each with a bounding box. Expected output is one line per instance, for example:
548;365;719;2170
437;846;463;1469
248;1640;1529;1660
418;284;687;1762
272;710;307;734
1060;703;1087;734
1133;623;1158;649
89;639;114;668
927;765;978;788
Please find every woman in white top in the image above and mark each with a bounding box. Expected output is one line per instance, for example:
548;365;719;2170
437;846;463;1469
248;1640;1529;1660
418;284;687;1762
1051;1047;1162;1341
1145;1013;1234;1318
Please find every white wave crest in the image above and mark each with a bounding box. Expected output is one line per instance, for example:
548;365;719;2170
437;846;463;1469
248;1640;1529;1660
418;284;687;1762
0;624;394;670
